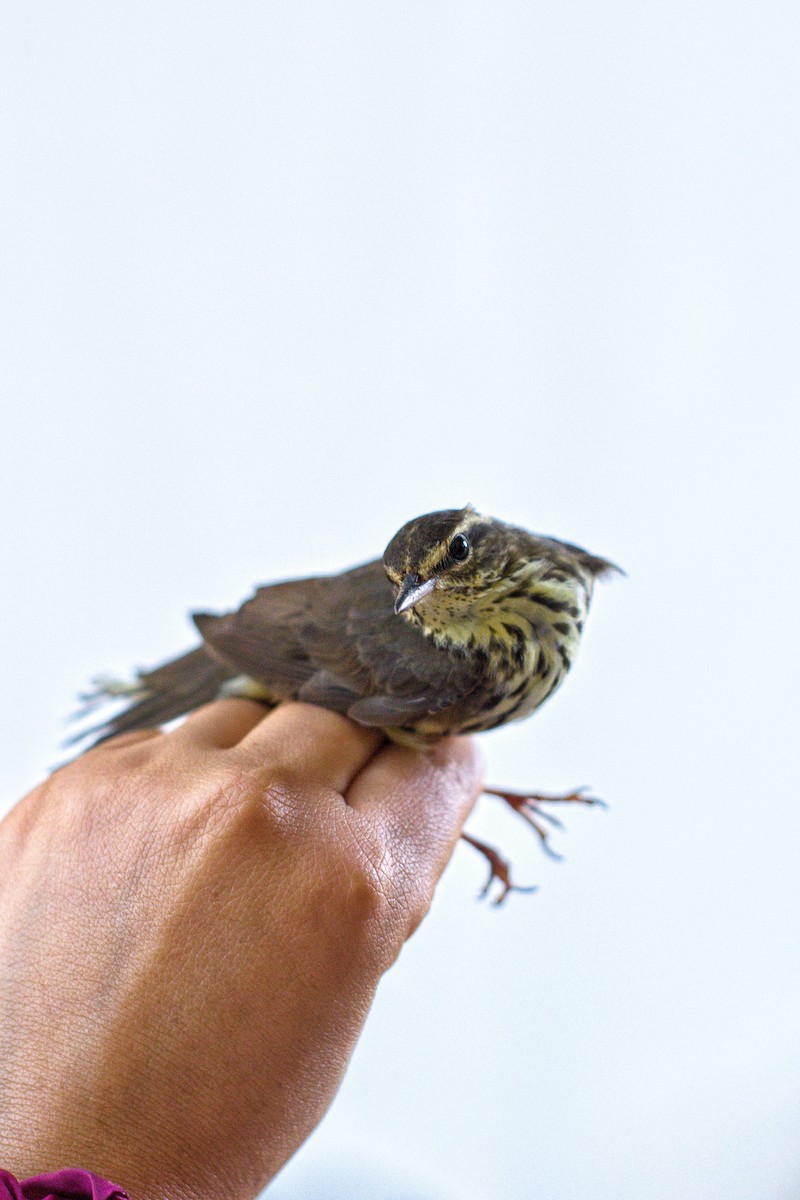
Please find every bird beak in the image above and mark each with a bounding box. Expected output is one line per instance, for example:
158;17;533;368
394;573;437;615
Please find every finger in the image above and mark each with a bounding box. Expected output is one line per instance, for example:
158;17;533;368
174;698;272;749
346;737;484;885
237;702;384;794
92;729;163;752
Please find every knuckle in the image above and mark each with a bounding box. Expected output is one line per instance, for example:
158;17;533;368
227;753;305;811
305;820;393;926
208;765;284;831
340;849;395;927
205;759;321;848
332;821;426;947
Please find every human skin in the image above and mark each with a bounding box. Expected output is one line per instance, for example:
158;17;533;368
0;700;482;1200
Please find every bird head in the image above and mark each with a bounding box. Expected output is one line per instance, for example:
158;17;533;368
383;507;525;620
383;506;620;634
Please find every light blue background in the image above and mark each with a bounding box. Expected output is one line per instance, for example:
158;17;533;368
1;4;798;1198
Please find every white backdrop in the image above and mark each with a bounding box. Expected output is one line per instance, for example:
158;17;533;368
1;5;799;1198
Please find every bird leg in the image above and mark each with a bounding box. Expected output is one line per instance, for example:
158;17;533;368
460;833;538;906
483;786;606;860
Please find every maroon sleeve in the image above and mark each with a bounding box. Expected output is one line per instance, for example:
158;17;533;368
0;1169;128;1200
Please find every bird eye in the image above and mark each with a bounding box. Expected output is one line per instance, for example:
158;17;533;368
449;533;471;562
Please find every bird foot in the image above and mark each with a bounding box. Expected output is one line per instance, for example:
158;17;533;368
460;833;538;906
482;785;606;860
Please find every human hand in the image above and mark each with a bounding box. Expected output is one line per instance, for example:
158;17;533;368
0;701;482;1199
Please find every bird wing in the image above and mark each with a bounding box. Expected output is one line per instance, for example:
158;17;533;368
193;559;480;726
193;573;346;699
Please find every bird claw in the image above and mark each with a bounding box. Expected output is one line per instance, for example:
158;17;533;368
482;785;606;859
485;784;605;809
460;833;538;906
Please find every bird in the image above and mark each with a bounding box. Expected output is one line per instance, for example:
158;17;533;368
73;506;620;902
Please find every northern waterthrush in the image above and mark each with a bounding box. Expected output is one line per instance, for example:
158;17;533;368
75;506;619;901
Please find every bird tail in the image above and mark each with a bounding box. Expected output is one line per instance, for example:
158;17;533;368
69;646;232;749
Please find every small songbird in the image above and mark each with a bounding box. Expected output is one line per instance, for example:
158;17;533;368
75;506;619;901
